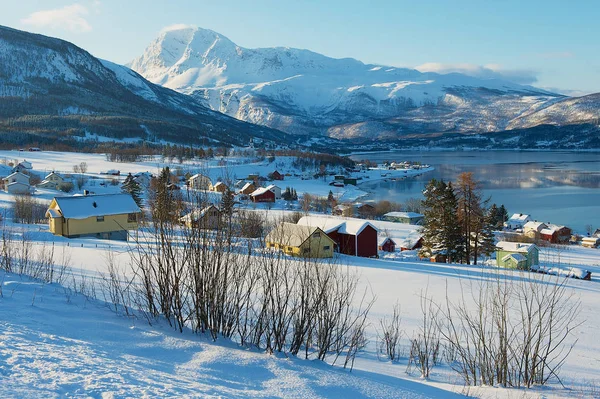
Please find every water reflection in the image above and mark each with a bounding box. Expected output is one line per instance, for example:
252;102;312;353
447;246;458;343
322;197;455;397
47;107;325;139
351;151;600;233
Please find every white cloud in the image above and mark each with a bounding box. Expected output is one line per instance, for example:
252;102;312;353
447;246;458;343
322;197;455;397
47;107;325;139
415;62;539;85
159;24;197;34
21;4;92;33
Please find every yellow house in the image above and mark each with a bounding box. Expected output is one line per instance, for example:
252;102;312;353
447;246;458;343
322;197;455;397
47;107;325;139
265;222;335;258
37;172;65;190
45;193;141;240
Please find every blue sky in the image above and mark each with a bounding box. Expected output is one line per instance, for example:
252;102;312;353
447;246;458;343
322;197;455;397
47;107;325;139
2;0;599;94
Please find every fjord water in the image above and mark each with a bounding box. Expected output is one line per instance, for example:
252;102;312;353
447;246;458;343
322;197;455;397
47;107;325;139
351;151;600;234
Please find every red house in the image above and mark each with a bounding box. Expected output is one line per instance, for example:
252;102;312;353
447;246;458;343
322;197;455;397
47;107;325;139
297;216;379;258
540;224;572;244
379;237;396;252
270;170;284;181
249;187;275;203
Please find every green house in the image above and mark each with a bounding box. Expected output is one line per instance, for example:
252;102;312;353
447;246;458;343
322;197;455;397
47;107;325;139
495;241;539;270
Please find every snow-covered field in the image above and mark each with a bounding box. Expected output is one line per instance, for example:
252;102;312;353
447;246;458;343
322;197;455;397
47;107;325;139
1;150;599;398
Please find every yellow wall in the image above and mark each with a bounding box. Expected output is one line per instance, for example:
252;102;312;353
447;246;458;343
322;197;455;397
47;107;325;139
266;235;334;258
61;214;138;236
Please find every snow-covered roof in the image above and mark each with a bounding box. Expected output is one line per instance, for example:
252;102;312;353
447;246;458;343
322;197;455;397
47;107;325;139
266;222;325;247
179;205;219;223
383;211;424;219
378;236;396;246
508;213;530;222
240;182;254;191
297;215;378;236
496;241;537;253
250;187;272;197
190;173;210;180
523;221;547;231
502;253;526;262
4;171;30;181
265;184;280;191
213;181;225;187
44;171;63;179
51;194;140;219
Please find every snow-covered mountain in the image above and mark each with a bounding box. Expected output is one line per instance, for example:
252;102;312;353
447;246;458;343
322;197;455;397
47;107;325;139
130;26;593;140
0;25;289;147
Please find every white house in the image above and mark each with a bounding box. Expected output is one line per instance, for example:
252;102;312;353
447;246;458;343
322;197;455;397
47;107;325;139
133;172;152;187
504;213;532;230
3;172;31;194
265;184;282;199
12;160;33;174
188;174;212;190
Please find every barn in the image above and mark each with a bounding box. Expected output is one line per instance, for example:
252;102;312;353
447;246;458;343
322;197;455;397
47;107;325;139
297;216;379;258
249;187;275;203
378;237;396;252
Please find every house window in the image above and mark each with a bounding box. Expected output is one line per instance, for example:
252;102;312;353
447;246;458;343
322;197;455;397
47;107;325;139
127;213;138;223
323;245;330;250
96;216;104;222
312;232;321;238
287;246;293;251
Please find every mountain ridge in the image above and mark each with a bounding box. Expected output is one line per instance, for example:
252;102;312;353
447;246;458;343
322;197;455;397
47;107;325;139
0;25;292;147
127;25;597;141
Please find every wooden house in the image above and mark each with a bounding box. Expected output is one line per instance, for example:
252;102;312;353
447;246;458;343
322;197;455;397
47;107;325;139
240;182;256;195
45;193;141;240
249;187;275;203
211;181;228;193
382;211;425;225
504;213;531;230
270;170;284;181
581;236;600;248
265;222;335;258
495;241;539;270
378;237;396;252
12;160;32;174
297;216;379;258
265;184;282;199
3;172;31;194
37;172;65;190
179;205;221;229
523;221;547;240
188;174;212;190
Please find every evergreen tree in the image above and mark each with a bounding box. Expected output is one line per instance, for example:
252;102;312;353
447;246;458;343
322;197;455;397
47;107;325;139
419;179;463;262
220;188;236;217
122;173;143;208
498;204;509;227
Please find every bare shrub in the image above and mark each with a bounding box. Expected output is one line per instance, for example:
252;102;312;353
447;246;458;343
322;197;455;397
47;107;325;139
437;272;581;388
12;195;47;224
407;289;441;379
378;302;403;362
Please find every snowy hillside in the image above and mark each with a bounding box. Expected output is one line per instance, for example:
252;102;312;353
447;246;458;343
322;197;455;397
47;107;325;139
129;26;589;140
0;25;291;147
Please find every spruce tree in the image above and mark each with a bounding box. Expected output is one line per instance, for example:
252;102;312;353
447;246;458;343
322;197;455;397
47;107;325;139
122;173;143;208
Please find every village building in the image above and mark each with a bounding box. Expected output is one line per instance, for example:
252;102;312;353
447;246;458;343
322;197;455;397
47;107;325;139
504;213;532;230
265;222;335;258
211;181;228;193
3;171;31;194
240;182;256;195
37;172;65;190
378;237;396;252
581;236;600;248
270;170;284;181
297;216;379;258
540;224;572;244
133;172;152;187
398;236;423;251
355;203;376;218
495;241;539;270
179;205;221;229
188;174;212;190
332;204;352;216
523;221;547;240
12;160;32;174
265;184;282;199
249;187;276;203
45;193;141;240
382;211;425;225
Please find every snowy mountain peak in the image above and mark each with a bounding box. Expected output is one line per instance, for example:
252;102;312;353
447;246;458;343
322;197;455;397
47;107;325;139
129;26;595;140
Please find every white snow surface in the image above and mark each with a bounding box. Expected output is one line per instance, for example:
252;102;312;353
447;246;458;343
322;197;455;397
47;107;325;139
1;149;599;398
